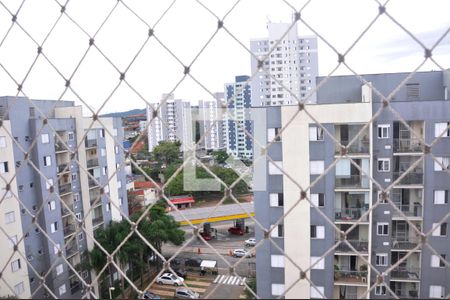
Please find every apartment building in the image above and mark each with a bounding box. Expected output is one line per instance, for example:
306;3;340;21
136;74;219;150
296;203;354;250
225;75;253;159
253;71;450;299
146;94;193;152
0;96;128;299
250;22;318;107
198;92;225;151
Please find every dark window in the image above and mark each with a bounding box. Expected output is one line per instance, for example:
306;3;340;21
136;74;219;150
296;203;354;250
441;223;447;236
278;193;284;206
318;194;325;207
310;225;317;238
440;254;446;267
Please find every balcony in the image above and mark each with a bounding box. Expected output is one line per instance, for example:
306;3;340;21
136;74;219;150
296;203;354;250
335;208;368;222
392;203;423;219
70;280;81;294
63;224;76;237
92;216;104;227
57;163;69;174
61;204;73;217
59;183;72;195
65;243;78;258
390;266;420;281
335;139;370;155
390;282;419;299
90;191;102;206
391;236;420;250
87;158;99;168
88;178;100;189
335;175;369;189
55;141;69;152
393;172;423;185
393;138;423;153
334;270;368;285
85;138;97;148
335;240;369;254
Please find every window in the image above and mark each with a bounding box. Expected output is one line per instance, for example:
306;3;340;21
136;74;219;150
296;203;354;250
377;222;389;236
311;286;325;298
311;225;325;239
115;145;119;154
82;270;89;279
54;244;61;254
310;193;324;207
271;224;283;238
106;203;111;212
269;193;284;207
117;180;122;189
100;129;105;138
43;155;52;167
434;157;450;171
5;211;15;224
377;124;390;139
46;178;53;189
0;136;6;148
309;126;324;141
406;83;420;101
56;264;63;275
431;254;446;268
375;285;386;295
311;256;324;269
68;131;74;140
271;255;285;268
71;173;77;181
429;285;444;298
268;161;283;175
377;158;390;172
113;128;118;136
41;133;49;144
8;235;17;248
119;197;123;206
376;254;388;266
100;148;106;157
271;284;285;296
268;128;282;142
11;259;21;272
48;201;56;211
310;161;324;175
0;161;9;173
50;222;58;233
14;282;24;295
432;222;447;236
78;232;84;241
59;284;66;296
434;190;448;204
75;213;82;221
434;122;450;137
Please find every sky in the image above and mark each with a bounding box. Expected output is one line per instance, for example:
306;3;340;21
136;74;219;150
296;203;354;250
0;0;449;114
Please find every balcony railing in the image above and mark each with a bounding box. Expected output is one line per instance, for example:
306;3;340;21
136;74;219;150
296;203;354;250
335;139;370;154
63;224;76;236
55;141;68;152
392;203;423;218
335;175;369;189
92;216;104;226
393;172;423;185
88;178;100;188
335;240;369;253
87;158;99;169
335;208;368;222
57;163;69;173
65;245;78;257
59;183;72;195
393;138;423;153
61;204;73;217
334;270;368;284
390;266;420;281
85;138;97;148
395;289;419;299
391;237;421;250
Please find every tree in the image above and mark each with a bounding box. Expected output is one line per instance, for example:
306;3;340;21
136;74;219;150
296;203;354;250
212;150;229;165
244;278;257;299
152;141;181;165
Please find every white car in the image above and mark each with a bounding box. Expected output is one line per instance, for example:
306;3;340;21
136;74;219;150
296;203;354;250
245;238;256;247
156;273;184;286
233;249;252;258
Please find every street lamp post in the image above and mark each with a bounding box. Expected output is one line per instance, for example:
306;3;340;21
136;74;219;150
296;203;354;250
108;287;115;299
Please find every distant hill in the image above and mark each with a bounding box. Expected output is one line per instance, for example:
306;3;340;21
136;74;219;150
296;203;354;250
101;108;146;118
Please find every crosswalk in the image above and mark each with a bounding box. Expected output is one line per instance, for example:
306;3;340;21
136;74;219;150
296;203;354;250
213;274;246;286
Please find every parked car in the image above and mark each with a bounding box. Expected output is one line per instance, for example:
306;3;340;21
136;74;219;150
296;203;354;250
245;238;256;247
142;291;161;299
170;268;187;279
174;287;199;299
184;258;202;269
232;249;252;258
228;227;244;235
156;273;184;286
